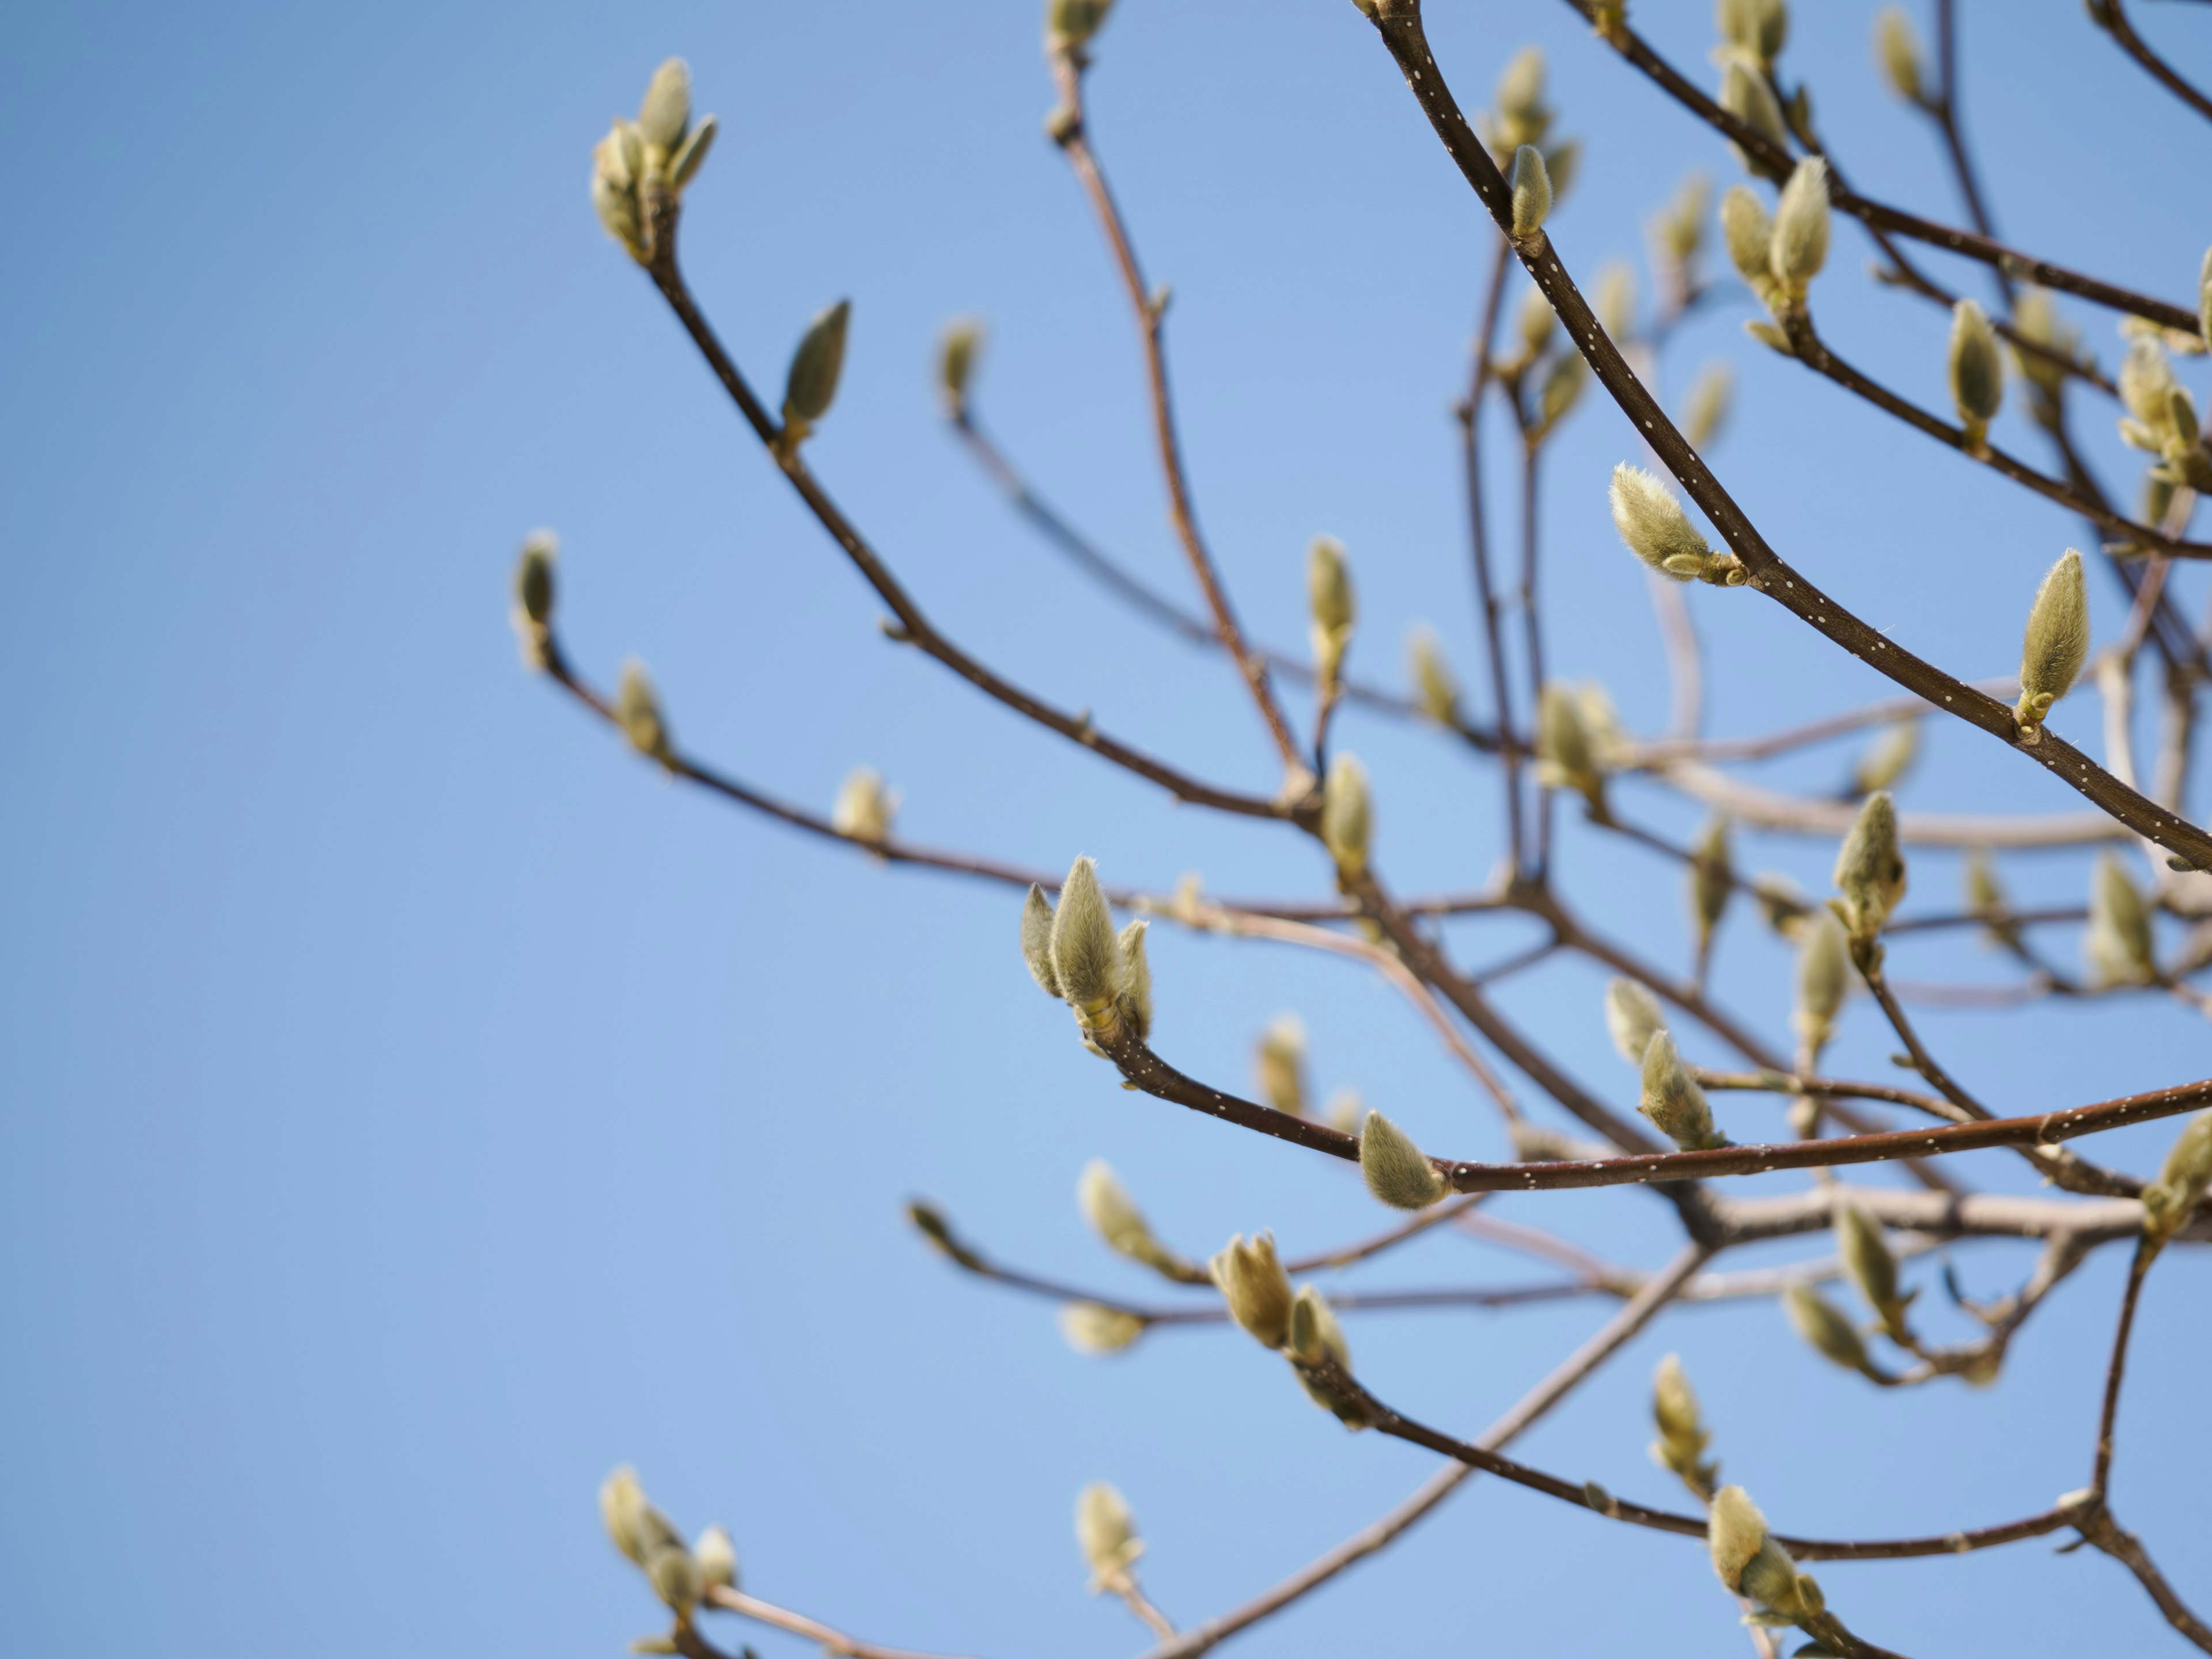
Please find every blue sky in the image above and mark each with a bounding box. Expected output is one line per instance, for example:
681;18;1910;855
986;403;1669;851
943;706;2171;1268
3;2;2207;1656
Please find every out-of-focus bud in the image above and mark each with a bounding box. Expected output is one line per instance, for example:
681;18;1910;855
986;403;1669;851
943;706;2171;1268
513;530;558;668
1060;1301;1147;1354
1078;1159;1205;1282
618;659;673;764
646;1545;703;1618
1650;1353;1719;1495
937;317;985;418
1510;145;1553;241
638;59;692;152
1605;977;1666;1065
1690;817;1733;956
1543;138;1581;207
1710;1484;1823;1620
1074;1481;1143;1586
831;766;898;843
1717;52;1790;173
1768;157;1830;304
668;116;717;192
1115;918;1153;1041
1536;349;1587;434
2085;850;2155;986
694;1525;738;1592
2140;1109;2212;1249
1831;791;1904;944
602;1465;683;1567
1717;0;1789;67
1051;855;1121;1024
1406;626;1463;726
1256;1014;1309;1117
1873;5;1923;103
1537;682;1607;813
1358;1109;1450;1209
2200;246;2211;352
2013;548;2089;742
1719;184;1777;309
1594;261;1637;343
1793;909;1850;1055
906;1199;984;1271
592;121;649;262
1308;536;1356;684
1836;1199;1912;1340
1752;871;1813;937
1516;283;1557;360
1047;0;1116;54
1784;1282;1876;1377
1609;463;1740;584
1324;1086;1365;1135
1021;884;1062;997
1210;1231;1294;1349
1650;172;1713;286
1286;1285;1371;1426
1492;46;1552;153
1851;719;1919;796
1322;753;1372;876
1680;362;1733;450
1641;1031;1726;1150
1963;847;2006;927
782;300;853;441
1948;299;2005;451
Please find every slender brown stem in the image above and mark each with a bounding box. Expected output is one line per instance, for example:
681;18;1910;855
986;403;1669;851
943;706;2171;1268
2095;0;2212;126
698;1586;986;1659
1463;233;1531;871
1521;437;1554;874
2090;1236;2157;1496
2073;1505;2212;1653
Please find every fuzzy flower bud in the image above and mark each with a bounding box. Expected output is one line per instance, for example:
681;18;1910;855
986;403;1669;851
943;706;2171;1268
1080;1159;1203;1282
1873;5;1923;103
1021;884;1062;997
1537;681;1607;810
1492;47;1552;153
1710;1485;1823;1619
1286;1285;1370;1426
1641;1031;1725;1150
1406;626;1462;725
2014;548;2089;740
1051;855;1121;1021
1690;817;1733;952
1321;753;1372;876
1115;919;1153;1041
782;300;852;438
1719;184;1777;306
591;120;648;262
1717;0;1789;66
637;59;691;152
1510;145;1552;241
1256;1014;1309;1117
1605;977;1667;1065
1793;909;1850;1054
601;1466;684;1569
1047;0;1116;54
831;767;897;844
513;530;557;668
1060;1301;1147;1354
1074;1482;1142;1586
1210;1231;1294;1350
1680;362;1733;450
1784;1281;1873;1376
1769;157;1830;303
1832;790;1904;942
2085;851;2154;986
1836;1199;1911;1338
1609;462;1734;583
2141;1110;2212;1249
1852;719;1920;796
617;659;672;764
937;317;985;418
1718;53;1790;172
1650;1353;1719;1494
1358;1109;1450;1210
1948;299;2005;449
694;1525;738;1592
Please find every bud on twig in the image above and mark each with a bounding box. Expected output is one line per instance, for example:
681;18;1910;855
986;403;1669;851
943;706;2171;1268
1116;919;1153;1040
1768;158;1830;305
601;1465;683;1568
1492;47;1552;154
1851;719;1919;796
1256;1014;1309;1117
694;1525;738;1592
1641;1031;1726;1150
1793;909;1850;1055
1719;185;1778;309
1835;1199;1913;1341
1286;1285;1370;1426
2084;850;2155;986
1831;791;1904;944
617;659;673;764
513;530;557;669
1680;362;1733;450
1516;283;1556;361
592;121;649;262
1783;1282;1880;1379
1948;300;2005;452
1308;536;1355;685
1021;884;1062;997
1406;626;1462;725
906;1199;984;1272
782;300;852;444
2140;1109;2212;1250
1650;1353;1719;1495
1060;1301;1147;1354
937;318;985;418
831;767;898;844
1604;977;1666;1065
2013;548;2088;742
1537;682;1608;813
646;1544;703;1618
1358;1109;1450;1209
1718;53;1790;174
1322;753;1372;876
1717;0;1789;67
1051;855;1122;1029
1873;5;1923;104
1210;1232;1294;1350
1080;1159;1206;1282
1074;1481;1143;1587
638;59;691;153
1690;817;1733;957
1609;463;1741;584
1510;145;1552;242
1710;1485;1824;1622
1047;0;1116;55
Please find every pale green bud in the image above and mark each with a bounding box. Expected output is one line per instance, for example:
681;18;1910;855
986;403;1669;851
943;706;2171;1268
1047;0;1116;53
1690;816;1733;948
1060;1301;1147;1354
513;530;557;669
2140;1109;2212;1248
1753;870;1813;937
1964;847;2006;921
937;317;985;418
2085;851;2154;986
1835;1200;1906;1332
1641;1031;1725;1150
646;1545;702;1617
591;122;648;262
1784;1281;1872;1374
1256;1014;1308;1117
1651;171;1713;272
1948;299;2005;444
906;1199;983;1271
668;116;717;192
1406;626;1462;725
1594;261;1637;343
2014;548;2089;738
1650;1353;1718;1491
601;1466;684;1568
1851;719;1919;795
830;766;897;843
1074;1482;1142;1585
1537;349;1587;431
1324;1086;1364;1135
694;1525;737;1592
1832;790;1904;941
1873;6;1923;103
1578;682;1623;763
638;59;692;153
1210;1231;1294;1350
1604;976;1667;1065
1358;1109;1450;1209
1493;47;1551;151
1307;535;1355;640
617;659;672;763
1510;145;1552;241
1021;884;1061;997
1078;1158;1202;1282
1710;1484;1774;1593
1769;157;1830;302
1719;184;1777;306
1609;462;1724;582
1516;283;1557;359
1740;1538;1820;1620
1321;752;1372;876
2119;336;2179;438
1680;362;1733;450
1793;909;1850;1052
1287;1285;1370;1426
1051;855;1120;1019
782;300;852;438
1536;681;1605;807
1116;918;1153;1041
2012;286;2077;403
1717;0;1789;66
1718;53;1790;168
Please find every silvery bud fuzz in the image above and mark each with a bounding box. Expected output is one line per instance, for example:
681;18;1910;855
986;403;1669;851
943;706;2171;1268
1358;1109;1450;1210
1609;463;1738;583
1948;299;2005;449
1322;753;1372;876
2140;1110;2212;1249
1604;976;1666;1065
1768;157;1830;304
1831;790;1904;943
1210;1231;1294;1349
2014;548;2089;740
1640;1031;1725;1151
1510;145;1552;241
1050;855;1121;1022
1074;1481;1142;1585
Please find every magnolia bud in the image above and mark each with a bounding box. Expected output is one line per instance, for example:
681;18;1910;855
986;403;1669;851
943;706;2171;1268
1873;5;1923;103
1307;536;1355;671
1719;184;1777;307
617;659;672;763
1210;1232;1295;1350
1074;1482;1142;1585
831;766;897;843
1652;171;1712;272
1793;909;1850;1053
1709;1484;1770;1594
2085;851;2154;986
1964;847;2006;922
693;1525;738;1592
1832;790;1904;942
2014;549;2088;740
2140;1109;2212;1248
1752;870;1813;937
1537;682;1607;809
1650;1353;1719;1493
1286;1284;1351;1370
1718;0;1789;65
1051;855;1120;1020
1544;139;1581;207
1021;884;1062;997
1784;1281;1872;1374
2200;246;2211;351
1605;977;1666;1065
1256;1014;1309;1117
1537;350;1587;433
1835;1200;1908;1336
1324;1086;1365;1135
592;122;648;262
1594;261;1637;342
1359;1109;1450;1209
668;116;717;192
1718;54;1790;170
1680;362;1733;450
1769;157;1830;302
1948;299;2005;448
1406;626;1462;725
1609;462;1722;581
1116;918;1153;1040
1851;719;1919;795
1510;145;1552;241
782;300;852;435
1322;753;1372;876
1047;0;1116;53
1516;283;1557;358
1493;47;1551;152
513;531;558;668
1080;1159;1202;1281
2119;336;2178;436
638;59;691;152
1641;1031;1725;1150
906;1199;984;1271
646;1545;702;1617
938;317;985;418
1690;817;1733;950
1060;1301;1147;1354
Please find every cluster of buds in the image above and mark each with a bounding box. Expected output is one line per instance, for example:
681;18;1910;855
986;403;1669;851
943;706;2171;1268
1078;1160;1210;1283
1608;463;1747;585
1211;1233;1370;1426
2118;335;2212;496
1022;857;1152;1051
599;1466;737;1634
1709;1484;1830;1630
590;60;719;264
1722;157;1830;346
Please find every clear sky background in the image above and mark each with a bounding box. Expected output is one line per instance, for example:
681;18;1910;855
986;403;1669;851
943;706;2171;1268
3;2;2209;1656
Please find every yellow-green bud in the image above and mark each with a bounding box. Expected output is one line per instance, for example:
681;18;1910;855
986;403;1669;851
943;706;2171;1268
1493;46;1551;152
646;1545;702;1617
2119;336;2179;440
1680;362;1733;450
1510;145;1552;241
592;122;648;262
694;1525;738;1592
1516;283;1556;359
2014;548;2089;739
1307;536;1355;679
1794;909;1850;1053
1609;462;1726;582
1873;5;1923;103
1752;870;1813;937
1948;298;2005;447
1650;1353;1719;1493
1074;1481;1142;1585
1543;138;1581;207
1537;349;1587;433
1060;1301;1147;1354
1718;54;1790;169
1211;1231;1295;1349
617;659;672;763
513;530;558;668
1051;855;1120;1020
1605;976;1666;1065
1717;0;1789;66
1321;752;1372;876
1709;1484;1770;1594
906;1199;983;1271
1406;626;1462;725
1079;1159;1202;1281
782;300;851;435
1021;884;1062;997
1641;1030;1725;1150
638;58;691;153
2085;850;2154;986
1256;1014;1308;1117
1116;918;1153;1041
1832;790;1904;942
831;766;897;843
1783;1281;1872;1374
601;1466;684;1568
1537;681;1607;809
1691;816;1733;949
937;317;985;418
1358;1109;1450;1209
1836;1200;1908;1336
1324;1086;1365;1135
1769;157;1830;302
2140;1109;2212;1248
668;116;717;192
1594;261;1637;342
1852;719;1919;795
1652;171;1712;272
1287;1285;1369;1426
1047;0;1116;54
1964;847;2006;922
1719;184;1777;306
